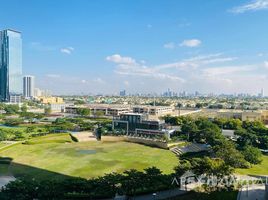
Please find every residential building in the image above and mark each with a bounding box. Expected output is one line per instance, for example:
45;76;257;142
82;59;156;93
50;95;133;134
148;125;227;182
23;75;35;98
0;29;22;102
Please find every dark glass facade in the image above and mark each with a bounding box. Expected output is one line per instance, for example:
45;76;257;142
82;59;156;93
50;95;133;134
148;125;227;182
0;29;22;101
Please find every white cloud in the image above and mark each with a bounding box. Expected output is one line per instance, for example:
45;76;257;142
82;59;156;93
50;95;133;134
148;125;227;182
230;0;268;13
110;54;238;82
60;47;74;54
106;54;136;64
163;42;175;49
155;53;236;70
104;52;268;94
108;54;185;82
93;78;105;84
124;81;130;86
202;65;254;76
264;61;268;69
180;39;201;47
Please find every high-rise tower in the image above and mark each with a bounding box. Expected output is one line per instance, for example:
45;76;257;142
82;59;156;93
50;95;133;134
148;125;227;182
0;29;22;102
23;75;35;98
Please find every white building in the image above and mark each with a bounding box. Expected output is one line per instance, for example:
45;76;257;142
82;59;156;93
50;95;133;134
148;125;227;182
9;95;21;104
34;88;43;97
23;75;35;98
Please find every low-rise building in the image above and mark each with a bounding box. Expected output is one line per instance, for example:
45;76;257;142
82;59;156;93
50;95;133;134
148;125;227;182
217;110;243;119
49;103;70;113
132;105;173;116
9;95;21;104
88;104;130;116
217;109;268;123
65;104;131;116
38;97;64;104
113;113;174;140
261;110;268;124
242;111;262;122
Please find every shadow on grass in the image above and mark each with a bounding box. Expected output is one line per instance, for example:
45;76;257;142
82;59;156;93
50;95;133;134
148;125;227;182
0;157;81;181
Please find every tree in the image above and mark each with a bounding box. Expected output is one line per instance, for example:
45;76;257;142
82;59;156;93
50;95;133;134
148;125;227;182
214;140;249;168
44;107;52;115
174;160;192;177
177;103;182;108
0;131;7;141
26;126;36;133
122;169;145;195
21;105;27;113
76;108;90;116
4;118;23;126
191;157;233;188
242;145;262;165
95;110;105;118
195;103;203;108
235;129;258;148
259;136;268;149
4;105;20;114
181;121;198;141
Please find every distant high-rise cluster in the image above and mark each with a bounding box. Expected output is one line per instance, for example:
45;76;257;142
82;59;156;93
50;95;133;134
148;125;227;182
0;29;22;102
120;90;126;96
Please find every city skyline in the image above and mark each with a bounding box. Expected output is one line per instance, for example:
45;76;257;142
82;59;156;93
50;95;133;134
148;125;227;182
1;0;268;95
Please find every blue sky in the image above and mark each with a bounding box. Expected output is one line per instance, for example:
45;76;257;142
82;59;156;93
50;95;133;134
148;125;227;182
1;0;268;95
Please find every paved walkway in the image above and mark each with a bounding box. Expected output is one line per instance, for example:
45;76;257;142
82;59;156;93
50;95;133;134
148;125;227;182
129;188;187;200
71;131;96;142
0;141;19;151
238;184;265;200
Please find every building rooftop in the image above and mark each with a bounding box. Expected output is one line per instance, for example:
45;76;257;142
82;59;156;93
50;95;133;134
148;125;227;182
6;29;21;33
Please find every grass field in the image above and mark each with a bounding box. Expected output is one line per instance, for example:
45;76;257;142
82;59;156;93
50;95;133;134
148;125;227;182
0;143;9;148
0;134;178;180
236;154;268;175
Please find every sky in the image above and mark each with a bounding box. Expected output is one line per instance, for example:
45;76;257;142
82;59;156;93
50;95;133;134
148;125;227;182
1;0;268;95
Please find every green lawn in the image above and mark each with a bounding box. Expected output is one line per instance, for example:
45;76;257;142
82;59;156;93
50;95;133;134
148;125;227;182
0;134;178;180
0;143;9;148
236;154;268;175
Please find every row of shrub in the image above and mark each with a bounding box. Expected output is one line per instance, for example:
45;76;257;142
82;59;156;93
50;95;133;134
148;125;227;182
0;167;175;199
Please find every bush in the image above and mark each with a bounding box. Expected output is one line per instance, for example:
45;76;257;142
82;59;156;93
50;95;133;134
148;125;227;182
70;134;79;142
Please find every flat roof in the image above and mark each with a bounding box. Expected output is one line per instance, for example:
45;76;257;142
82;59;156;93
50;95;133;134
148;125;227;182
120;113;143;116
6;29;21;33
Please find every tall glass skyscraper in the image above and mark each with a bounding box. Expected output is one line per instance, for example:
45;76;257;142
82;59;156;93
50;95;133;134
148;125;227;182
0;29;22;101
